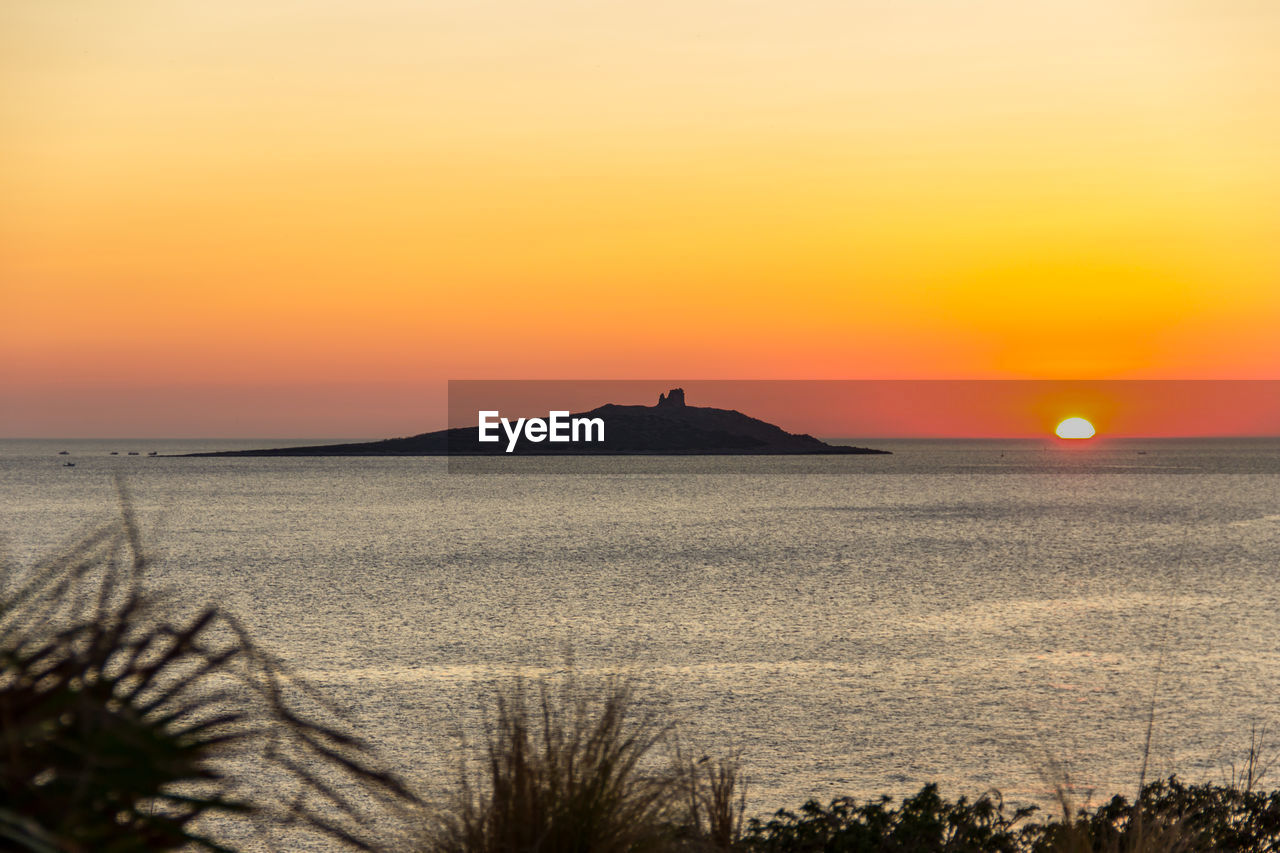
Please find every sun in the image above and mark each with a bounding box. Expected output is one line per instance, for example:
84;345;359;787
1055;417;1096;439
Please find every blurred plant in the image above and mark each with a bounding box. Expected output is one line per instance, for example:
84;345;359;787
0;487;418;851
676;748;746;851
423;676;687;853
1225;725;1274;796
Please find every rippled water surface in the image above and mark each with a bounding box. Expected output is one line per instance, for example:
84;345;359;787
2;438;1279;818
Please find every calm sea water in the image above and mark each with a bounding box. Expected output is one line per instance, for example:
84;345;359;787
2;437;1278;822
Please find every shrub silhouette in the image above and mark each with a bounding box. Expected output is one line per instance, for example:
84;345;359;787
740;784;1035;853
737;777;1280;853
1033;776;1280;853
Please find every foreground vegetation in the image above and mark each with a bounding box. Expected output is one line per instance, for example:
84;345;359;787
3;506;1279;852
416;680;1280;853
0;500;417;850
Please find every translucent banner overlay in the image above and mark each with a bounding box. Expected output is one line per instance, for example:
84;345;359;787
444;379;1280;471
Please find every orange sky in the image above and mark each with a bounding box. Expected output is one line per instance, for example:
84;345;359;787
2;1;1278;437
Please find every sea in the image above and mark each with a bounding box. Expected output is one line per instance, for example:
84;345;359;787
2;437;1278;827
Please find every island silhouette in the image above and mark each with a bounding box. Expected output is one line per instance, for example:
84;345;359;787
192;389;888;456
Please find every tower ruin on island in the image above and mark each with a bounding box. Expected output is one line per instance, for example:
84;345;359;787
656;388;686;407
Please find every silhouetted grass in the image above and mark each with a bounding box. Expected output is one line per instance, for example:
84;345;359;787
422;677;689;853
677;749;747;851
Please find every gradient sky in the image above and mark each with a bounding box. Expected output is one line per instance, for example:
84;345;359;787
3;1;1278;437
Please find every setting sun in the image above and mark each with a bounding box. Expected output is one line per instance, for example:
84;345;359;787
1055;417;1096;439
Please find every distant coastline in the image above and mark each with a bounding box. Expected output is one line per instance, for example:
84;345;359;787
187;388;889;457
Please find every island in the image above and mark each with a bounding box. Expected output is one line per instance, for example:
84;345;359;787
189;388;888;456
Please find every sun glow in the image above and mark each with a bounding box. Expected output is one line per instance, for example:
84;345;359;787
1055;417;1096;439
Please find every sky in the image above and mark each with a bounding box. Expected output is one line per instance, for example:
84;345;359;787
3;1;1278;437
